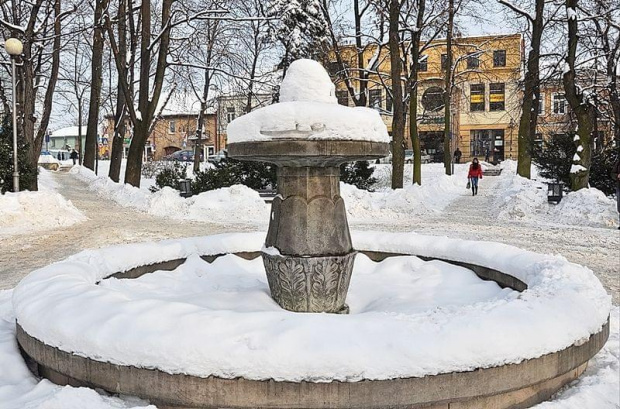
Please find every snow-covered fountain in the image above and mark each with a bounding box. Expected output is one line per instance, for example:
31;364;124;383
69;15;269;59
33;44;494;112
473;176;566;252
13;60;611;409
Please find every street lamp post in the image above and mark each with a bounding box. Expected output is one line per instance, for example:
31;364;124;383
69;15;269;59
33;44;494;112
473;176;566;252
5;38;23;192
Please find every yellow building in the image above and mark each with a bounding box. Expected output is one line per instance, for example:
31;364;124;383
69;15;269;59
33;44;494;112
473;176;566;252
327;33;524;162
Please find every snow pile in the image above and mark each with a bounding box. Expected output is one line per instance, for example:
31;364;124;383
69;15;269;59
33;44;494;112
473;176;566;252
227;59;389;144
493;173;618;228
280;59;337;104
37;153;61;165
343;174;462;222
1;291;618;408
0;171;87;238
12;231;611;382
70;166;269;225
0;290;156;409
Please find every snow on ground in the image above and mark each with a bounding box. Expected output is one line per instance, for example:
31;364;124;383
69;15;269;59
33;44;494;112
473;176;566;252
0;169;87;238
0;290;155;409
493;161;618;228
70;166;269;225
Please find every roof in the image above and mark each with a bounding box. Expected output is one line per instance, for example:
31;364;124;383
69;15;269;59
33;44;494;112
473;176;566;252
50;126;87;137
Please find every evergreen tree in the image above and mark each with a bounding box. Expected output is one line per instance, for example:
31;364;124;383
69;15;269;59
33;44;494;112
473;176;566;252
0;116;37;194
191;159;277;194
532;133;576;187
340;161;377;191
268;0;329;71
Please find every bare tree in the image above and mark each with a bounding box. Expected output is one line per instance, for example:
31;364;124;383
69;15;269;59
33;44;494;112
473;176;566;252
0;0;71;190
498;0;549;179
563;0;596;190
84;0;110;170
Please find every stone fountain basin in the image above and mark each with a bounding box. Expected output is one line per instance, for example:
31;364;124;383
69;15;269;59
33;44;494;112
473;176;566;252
227;139;389;167
13;232;611;408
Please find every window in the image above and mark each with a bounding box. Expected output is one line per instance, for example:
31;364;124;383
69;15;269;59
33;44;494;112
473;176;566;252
441;54;448;71
553;93;566;114
336;90;349;106
168;120;176;133
467;54;479;70
386;94;393;112
489;83;505;111
470;84;485;112
226;107;236;122
538;93;545;115
493;50;506;67
421;86;445;112
418;55;428;72
369;88;382;110
470;129;504;161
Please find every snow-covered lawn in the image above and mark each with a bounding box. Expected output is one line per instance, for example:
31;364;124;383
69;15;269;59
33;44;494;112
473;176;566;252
0;169;87;238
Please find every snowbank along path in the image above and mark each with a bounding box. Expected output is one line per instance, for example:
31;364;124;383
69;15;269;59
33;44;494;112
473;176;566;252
0;172;253;290
1;171;618;303
352;176;619;303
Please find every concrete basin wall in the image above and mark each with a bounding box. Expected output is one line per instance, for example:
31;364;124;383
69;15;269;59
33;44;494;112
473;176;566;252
16;249;609;409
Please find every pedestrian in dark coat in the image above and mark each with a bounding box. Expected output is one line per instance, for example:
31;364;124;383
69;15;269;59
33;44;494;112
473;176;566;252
70;149;79;165
468;157;483;196
453;147;462;164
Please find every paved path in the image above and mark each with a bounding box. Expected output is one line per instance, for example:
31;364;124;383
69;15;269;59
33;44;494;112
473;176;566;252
0;172;252;290
2;172;618;303
352;176;619;303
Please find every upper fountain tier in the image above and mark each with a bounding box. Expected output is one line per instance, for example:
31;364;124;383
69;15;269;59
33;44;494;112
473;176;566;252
227;59;389;167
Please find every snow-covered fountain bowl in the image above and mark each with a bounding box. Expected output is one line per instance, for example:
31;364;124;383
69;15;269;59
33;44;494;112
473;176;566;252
13;60;611;408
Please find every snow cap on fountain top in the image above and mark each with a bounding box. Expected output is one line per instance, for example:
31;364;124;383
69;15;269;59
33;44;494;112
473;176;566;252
280;59;337;104
226;59;389;144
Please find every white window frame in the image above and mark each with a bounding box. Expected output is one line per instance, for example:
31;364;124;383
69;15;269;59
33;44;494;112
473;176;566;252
552;93;566;115
168;120;176;134
226;107;236;123
538;93;545;115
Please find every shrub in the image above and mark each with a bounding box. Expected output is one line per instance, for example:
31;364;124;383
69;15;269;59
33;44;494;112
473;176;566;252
0;116;37;194
192;159;276;194
340;161;377;191
149;161;187;193
533;133;618;195
142;160;171;179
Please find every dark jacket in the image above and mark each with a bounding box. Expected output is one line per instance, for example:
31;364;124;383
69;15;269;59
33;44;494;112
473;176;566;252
613;160;620;188
70;151;78;160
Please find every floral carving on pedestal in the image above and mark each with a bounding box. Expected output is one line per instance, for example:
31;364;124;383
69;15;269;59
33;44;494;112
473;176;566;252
262;252;356;313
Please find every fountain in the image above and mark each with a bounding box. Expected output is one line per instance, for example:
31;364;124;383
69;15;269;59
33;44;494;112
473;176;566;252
12;60;611;409
227;59;388;313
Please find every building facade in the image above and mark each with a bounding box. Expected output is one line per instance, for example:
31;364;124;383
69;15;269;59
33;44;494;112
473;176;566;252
216;93;273;145
103;113;219;161
328;34;524;162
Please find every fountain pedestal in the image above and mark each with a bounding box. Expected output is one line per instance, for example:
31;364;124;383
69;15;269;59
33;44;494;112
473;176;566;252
228;139;387;313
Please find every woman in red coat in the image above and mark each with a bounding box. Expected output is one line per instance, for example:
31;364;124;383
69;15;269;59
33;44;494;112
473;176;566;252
468;157;483;196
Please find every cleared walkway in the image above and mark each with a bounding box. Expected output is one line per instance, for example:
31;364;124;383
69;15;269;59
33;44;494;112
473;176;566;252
1;172;618;303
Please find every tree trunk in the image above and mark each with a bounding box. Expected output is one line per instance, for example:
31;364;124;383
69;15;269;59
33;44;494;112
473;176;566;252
516;0;544;179
108;0;127;182
20;0;62;191
388;0;404;189
123;0;173;187
409;0;425;186
84;0;109;170
563;0;594;191
443;0;454;176
77;106;83;164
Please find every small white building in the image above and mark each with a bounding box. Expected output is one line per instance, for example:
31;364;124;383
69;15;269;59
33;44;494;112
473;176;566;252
48;126;87;151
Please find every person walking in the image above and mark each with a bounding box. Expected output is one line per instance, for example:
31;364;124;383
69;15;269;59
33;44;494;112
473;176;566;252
613;158;620;229
453;147;462;164
468;157;483;196
70;149;79;166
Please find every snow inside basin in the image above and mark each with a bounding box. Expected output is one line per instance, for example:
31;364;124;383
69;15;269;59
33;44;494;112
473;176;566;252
12;231;611;382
